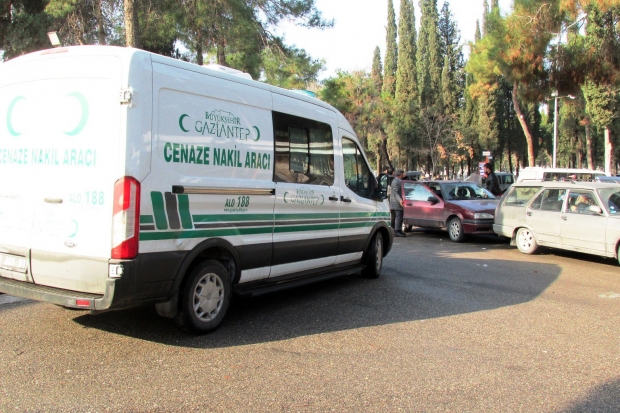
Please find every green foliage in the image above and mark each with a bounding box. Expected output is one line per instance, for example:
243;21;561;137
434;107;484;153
371;46;383;93
260;43;324;89
382;0;397;98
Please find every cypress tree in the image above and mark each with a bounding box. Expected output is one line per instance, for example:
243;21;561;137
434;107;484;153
417;0;442;106
394;0;418;169
395;0;417;104
383;0;398;98
372;46;384;94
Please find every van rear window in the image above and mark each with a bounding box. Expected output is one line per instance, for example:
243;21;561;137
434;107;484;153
503;186;541;206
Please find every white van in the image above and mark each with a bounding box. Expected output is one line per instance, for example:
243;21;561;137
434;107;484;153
0;46;393;333
516;167;606;183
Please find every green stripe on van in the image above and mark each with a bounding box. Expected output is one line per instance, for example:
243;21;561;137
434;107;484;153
150;191;168;230
192;214;274;223
177;194;193;229
140;226;273;241
140;215;154;224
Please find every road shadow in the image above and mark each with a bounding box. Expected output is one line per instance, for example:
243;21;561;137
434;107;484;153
73;237;561;348
562;377;620;412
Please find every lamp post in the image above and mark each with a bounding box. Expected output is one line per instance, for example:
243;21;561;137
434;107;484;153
551;92;575;168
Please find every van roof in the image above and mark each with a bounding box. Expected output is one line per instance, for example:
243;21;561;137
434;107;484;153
4;45;355;134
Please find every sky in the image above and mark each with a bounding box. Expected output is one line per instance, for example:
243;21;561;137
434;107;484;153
274;0;512;80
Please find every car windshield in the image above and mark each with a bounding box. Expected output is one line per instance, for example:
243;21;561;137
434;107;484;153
597;188;620;216
441;183;495;200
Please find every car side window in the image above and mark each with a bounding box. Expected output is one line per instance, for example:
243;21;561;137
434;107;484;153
503;186;540;206
566;191;601;214
342;138;376;199
530;189;566;212
403;183;434;201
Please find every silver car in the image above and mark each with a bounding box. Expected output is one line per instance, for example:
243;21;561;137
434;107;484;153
493;181;620;264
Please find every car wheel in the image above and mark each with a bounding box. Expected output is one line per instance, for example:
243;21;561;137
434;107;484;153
404;224;413;232
362;232;383;279
448;217;465;242
175;260;231;334
516;228;538;254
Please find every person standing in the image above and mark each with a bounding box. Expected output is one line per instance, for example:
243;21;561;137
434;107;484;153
390;169;406;237
384;167;395;229
483;162;502;196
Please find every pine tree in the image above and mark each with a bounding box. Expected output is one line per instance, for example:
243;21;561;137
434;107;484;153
383;0;398;98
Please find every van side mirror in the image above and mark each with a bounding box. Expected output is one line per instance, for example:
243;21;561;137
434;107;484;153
427;196;439;204
377;173;389;200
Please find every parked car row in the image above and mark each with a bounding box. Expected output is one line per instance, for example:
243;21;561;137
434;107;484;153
393;174;620;265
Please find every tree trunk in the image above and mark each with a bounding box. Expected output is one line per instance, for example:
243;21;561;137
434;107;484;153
584;116;595;170
195;32;204;66
380;138;392;169
576;132;583;169
604;126;614;175
511;82;535;166
95;0;106;45
508;144;513;174
217;40;226;66
124;0;140;48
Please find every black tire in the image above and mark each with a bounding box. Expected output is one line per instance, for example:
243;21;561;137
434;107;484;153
404;224;413;232
448;217;465;242
175;260;231;334
362;233;384;279
516;227;538;254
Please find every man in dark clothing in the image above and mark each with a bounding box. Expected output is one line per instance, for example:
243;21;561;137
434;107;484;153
483;162;502;196
384;167;395;228
390;169;406;237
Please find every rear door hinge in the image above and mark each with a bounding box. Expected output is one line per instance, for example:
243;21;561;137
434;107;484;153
119;88;133;105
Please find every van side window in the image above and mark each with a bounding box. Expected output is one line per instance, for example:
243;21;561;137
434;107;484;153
273;111;334;186
342;138;377;199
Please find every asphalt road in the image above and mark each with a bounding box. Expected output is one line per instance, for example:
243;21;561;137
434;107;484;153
1;230;619;412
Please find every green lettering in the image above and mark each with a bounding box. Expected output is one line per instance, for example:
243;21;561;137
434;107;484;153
180;144;188;163
196;146;203;164
164;142;172;162
173;143;180;163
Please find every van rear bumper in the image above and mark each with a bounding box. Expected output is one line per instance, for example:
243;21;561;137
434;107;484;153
0;259;134;311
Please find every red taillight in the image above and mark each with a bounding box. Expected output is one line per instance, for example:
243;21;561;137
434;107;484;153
111;176;141;259
75;299;90;307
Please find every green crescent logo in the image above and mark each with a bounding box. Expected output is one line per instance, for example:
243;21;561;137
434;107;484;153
6;96;25;137
179;114;190;132
65;92;89;136
252;126;260;141
283;191;288;203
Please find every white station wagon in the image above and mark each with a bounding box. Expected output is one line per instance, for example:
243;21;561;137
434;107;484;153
493;181;620;264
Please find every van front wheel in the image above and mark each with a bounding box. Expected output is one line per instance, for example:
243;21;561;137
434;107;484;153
362;233;383;279
175;260;231;334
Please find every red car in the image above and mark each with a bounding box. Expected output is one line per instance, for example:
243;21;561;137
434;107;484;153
401;180;499;242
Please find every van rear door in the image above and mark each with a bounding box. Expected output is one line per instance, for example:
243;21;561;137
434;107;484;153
0;53;123;293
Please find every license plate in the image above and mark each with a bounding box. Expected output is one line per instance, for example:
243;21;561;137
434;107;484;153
0;252;27;273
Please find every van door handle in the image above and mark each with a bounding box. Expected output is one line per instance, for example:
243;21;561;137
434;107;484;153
44;198;63;204
329;196;339;201
341;196;351;203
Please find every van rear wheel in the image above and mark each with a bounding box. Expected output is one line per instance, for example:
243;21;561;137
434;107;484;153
362;233;383;279
175;260;231;334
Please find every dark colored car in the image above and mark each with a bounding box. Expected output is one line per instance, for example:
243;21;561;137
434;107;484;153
401;180;500;242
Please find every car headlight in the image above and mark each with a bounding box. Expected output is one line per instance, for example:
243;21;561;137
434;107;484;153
474;213;494;219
